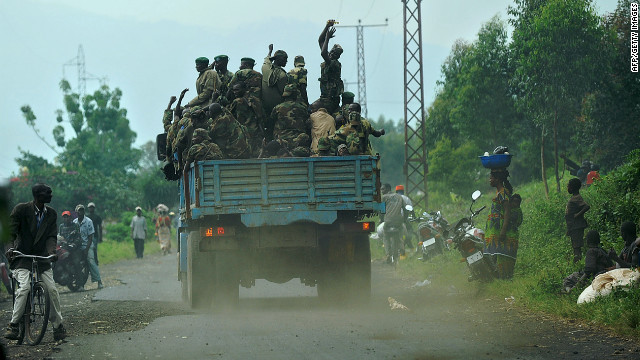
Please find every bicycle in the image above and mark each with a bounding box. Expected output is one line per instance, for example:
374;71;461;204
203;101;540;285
10;250;54;345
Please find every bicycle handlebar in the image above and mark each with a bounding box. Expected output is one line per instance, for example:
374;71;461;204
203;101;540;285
10;250;55;261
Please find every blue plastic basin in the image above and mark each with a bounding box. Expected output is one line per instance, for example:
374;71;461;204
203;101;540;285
479;154;512;169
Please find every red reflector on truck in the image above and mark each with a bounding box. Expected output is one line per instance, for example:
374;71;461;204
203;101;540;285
340;222;375;232
201;226;235;237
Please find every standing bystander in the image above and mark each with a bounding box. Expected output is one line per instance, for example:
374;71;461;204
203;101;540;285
74;204;102;289
86;202;102;268
131;207;147;259
565;178;590;263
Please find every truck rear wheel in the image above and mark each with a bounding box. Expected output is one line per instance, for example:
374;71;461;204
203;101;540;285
318;235;371;304
212;252;239;308
187;231;215;309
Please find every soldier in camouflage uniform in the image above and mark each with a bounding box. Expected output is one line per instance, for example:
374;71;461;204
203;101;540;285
162;96;177;133
176;106;210;168
288;55;308;105
163;88;189;133
262;44;289;138
207;103;252;159
228;82;265;157
270;84;311;157
334;91;355;126
318;20;344;114
212;55;234;107
228;58;262;101
317;103;385;156
165;88;192;164
186;57;221;109
186;128;223;163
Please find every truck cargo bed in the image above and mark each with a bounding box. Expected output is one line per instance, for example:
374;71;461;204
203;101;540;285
180;155;383;227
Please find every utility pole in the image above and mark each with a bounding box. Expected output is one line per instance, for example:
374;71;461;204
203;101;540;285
336;19;388;119
402;0;428;210
63;44;108;98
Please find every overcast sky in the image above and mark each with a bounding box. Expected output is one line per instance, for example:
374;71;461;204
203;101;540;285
0;0;617;179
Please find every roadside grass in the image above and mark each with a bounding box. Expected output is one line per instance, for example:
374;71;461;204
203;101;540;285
375;150;640;338
98;231;177;266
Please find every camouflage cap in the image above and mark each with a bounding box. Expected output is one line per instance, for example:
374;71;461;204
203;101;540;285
195;57;209;65
271;50;288;59
214;55;229;62
342;91;355;99
192;128;210;141
240;57;255;65
282;83;298;97
294;55;305;66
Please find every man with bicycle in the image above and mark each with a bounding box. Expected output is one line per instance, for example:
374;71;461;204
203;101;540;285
5;183;66;341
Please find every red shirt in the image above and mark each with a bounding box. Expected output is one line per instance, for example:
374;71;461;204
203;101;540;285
586;171;600;185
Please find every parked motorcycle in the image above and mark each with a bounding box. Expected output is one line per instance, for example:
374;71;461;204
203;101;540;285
449;190;497;282
410;210;451;261
53;234;89;291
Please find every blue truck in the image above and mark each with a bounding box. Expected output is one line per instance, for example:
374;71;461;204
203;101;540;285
173;155;384;308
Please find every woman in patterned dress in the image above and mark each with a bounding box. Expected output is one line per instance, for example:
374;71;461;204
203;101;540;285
483;168;518;279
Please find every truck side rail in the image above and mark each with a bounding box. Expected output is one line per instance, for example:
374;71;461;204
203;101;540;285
179;155;383;226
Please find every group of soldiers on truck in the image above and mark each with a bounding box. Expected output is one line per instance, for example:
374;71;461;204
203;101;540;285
161;20;385;174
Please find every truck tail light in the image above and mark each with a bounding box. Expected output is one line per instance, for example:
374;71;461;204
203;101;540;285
201;226;235;237
340;222;375;232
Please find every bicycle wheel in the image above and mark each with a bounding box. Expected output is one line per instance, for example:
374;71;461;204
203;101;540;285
25;282;50;345
11;277;25;345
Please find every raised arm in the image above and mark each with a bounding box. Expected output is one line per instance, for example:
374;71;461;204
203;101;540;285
318;20;337;49
175;88;189;119
321;27;336;62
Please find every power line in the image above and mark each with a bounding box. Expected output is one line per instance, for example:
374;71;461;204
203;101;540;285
336;19;388;119
63;45;108;98
402;0;428;209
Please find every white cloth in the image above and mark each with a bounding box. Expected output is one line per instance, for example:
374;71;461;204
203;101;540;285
577;268;640;304
11;268;63;328
130;215;147;239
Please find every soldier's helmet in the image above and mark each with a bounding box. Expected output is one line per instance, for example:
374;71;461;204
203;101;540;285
190;106;206;119
294;56;305;67
271;50;288;60
282;84;299;98
192;128;210;143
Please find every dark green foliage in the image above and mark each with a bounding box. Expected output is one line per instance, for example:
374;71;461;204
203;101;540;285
583;149;640;248
369;115;405;187
577;0;640;169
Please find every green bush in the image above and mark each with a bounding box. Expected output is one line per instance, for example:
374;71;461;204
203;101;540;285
583;149;640;249
105;210;157;242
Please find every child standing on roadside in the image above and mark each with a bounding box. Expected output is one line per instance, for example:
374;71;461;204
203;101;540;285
565;178;590;263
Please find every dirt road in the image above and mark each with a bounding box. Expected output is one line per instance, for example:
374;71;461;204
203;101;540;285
1;252;638;359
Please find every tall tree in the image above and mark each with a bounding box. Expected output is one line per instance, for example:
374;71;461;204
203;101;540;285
14;80;143;215
578;0;640;168
510;0;606;193
53;80;141;176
